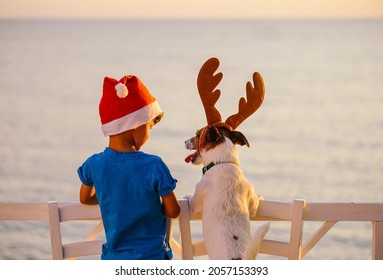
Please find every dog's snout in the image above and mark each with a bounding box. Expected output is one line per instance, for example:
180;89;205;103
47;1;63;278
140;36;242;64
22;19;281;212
185;138;196;150
185;139;191;148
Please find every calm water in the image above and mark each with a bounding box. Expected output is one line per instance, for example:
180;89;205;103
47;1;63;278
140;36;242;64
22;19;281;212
0;19;382;259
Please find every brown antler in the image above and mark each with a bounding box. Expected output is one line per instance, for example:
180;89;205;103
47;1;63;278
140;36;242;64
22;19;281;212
197;57;223;126
225;72;265;130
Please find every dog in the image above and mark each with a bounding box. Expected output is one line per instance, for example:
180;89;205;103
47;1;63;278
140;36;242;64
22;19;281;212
184;57;270;260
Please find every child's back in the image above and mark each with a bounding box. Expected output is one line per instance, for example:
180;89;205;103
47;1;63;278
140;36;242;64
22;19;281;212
78;75;180;260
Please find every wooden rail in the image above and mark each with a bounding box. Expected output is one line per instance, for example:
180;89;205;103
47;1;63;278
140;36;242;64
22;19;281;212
1;199;382;259
0;201;103;259
169;199;383;260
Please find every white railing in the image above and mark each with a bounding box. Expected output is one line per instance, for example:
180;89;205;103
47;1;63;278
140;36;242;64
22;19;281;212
0;199;382;260
171;199;383;259
0;201;104;259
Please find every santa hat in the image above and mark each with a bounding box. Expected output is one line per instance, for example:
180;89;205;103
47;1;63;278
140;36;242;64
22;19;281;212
99;75;163;136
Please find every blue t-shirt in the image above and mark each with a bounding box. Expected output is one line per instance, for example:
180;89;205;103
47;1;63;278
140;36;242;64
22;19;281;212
77;148;177;260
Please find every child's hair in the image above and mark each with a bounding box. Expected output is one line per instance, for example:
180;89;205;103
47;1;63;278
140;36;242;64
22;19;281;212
99;75;163;136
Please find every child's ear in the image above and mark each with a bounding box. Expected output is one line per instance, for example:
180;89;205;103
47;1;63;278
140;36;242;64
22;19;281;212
230;131;250;147
207;127;222;143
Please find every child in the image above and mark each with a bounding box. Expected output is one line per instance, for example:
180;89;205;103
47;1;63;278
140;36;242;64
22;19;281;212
77;75;180;260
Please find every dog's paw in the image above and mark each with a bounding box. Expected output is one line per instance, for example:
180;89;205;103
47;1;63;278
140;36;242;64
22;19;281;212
257;194;264;200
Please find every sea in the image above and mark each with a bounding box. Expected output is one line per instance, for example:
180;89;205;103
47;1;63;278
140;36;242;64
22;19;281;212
0;19;382;260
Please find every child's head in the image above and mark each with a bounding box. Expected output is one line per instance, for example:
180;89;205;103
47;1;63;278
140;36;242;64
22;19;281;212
113;115;162;151
99;75;163;137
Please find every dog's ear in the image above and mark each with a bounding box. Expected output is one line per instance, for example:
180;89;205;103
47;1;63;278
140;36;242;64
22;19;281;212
229;131;250;147
207;127;222;144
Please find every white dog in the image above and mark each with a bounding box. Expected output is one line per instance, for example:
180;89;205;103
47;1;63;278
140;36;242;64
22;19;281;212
184;57;270;259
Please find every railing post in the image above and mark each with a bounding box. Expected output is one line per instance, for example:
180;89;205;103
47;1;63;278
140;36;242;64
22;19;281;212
372;221;383;260
47;201;63;260
177;199;194;259
288;199;306;260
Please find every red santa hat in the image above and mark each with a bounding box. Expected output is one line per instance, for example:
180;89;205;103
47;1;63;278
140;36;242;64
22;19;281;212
99;75;163;136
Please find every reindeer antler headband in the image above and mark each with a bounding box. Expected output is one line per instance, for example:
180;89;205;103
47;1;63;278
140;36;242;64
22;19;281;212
197;57;265;131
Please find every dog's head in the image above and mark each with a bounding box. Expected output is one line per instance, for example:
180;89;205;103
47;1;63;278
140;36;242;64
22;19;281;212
184;57;265;166
184;124;249;165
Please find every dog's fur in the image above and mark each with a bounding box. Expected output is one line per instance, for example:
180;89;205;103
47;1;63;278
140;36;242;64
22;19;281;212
185;126;270;260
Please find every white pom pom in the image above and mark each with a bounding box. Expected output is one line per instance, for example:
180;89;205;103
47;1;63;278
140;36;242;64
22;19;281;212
115;83;129;98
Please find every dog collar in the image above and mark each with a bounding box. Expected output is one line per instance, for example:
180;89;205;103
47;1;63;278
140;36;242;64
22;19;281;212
202;162;238;175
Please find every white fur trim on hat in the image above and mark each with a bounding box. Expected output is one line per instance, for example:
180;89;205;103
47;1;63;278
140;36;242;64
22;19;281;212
101;100;163;136
115;83;129;98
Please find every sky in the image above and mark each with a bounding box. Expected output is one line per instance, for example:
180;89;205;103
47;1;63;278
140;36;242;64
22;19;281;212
0;0;382;19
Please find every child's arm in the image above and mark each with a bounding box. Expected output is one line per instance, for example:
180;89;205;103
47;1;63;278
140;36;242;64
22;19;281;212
162;191;180;218
79;184;99;205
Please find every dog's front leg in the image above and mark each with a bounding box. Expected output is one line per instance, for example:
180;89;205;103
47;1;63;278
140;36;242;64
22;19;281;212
188;182;206;217
247;186;262;217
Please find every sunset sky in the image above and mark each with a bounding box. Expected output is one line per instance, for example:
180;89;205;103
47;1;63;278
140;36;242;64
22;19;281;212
0;0;382;19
